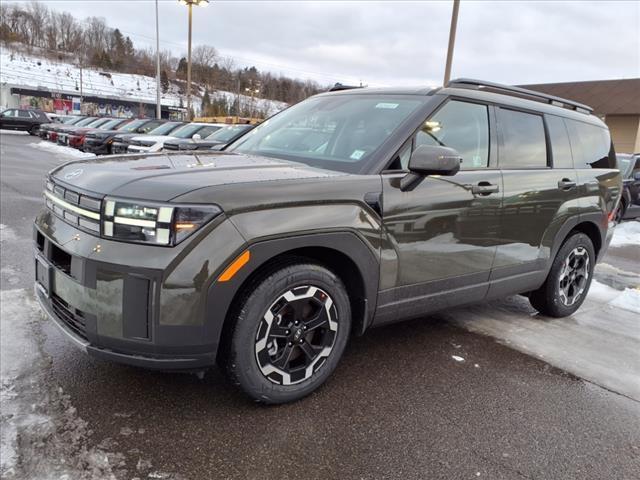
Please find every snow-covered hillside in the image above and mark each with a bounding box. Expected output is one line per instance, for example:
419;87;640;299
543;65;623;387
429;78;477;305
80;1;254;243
0;48;287;116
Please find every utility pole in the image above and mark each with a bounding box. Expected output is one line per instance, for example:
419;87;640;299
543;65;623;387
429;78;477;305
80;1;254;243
79;62;83;114
186;1;193;119
443;0;460;86
155;0;161;119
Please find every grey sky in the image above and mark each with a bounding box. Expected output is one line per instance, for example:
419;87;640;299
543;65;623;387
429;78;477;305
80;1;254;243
16;0;640;86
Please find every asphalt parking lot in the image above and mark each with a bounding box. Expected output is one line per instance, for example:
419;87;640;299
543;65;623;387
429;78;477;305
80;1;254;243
1;132;639;480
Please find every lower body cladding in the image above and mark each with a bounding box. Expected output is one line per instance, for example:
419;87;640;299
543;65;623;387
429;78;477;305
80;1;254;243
33;209;246;370
111;143;129;154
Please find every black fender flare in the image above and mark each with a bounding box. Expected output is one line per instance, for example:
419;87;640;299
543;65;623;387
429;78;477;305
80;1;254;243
548;213;606;271
205;231;380;357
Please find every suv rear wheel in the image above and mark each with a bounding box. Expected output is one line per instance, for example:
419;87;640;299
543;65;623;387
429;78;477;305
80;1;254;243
223;261;351;404
529;232;595;317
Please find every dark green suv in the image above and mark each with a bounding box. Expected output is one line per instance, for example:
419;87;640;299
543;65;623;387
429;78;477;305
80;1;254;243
34;79;622;403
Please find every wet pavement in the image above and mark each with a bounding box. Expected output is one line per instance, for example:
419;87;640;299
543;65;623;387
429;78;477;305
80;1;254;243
1;132;639;480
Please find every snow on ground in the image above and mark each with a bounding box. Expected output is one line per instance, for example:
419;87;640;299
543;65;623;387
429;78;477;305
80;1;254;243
610;220;640;247
0;289;151;479
1;48;288;116
30;141;96;159
0;130;28;135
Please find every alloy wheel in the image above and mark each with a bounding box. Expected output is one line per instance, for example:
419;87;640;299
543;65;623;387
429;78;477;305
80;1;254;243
558;246;590;306
255;285;338;385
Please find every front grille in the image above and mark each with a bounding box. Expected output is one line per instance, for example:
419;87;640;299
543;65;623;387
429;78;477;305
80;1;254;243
44;181;102;234
51;294;88;341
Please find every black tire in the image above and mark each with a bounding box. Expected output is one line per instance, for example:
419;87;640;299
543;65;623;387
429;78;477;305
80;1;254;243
223;261;351;404
529;232;595;318
614;199;626;224
29;126;39;136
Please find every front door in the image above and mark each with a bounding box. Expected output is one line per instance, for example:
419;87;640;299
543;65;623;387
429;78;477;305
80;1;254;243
376;99;503;324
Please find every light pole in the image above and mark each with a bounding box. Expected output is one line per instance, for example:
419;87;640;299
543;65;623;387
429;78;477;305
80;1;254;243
179;0;208;120
155;0;161;119
443;0;460;86
245;86;259;119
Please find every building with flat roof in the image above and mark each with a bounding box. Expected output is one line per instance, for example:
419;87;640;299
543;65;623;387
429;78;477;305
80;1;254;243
523;79;640;154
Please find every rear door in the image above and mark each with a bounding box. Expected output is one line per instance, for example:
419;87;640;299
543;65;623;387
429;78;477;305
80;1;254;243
378;99;503;322
488;107;580;297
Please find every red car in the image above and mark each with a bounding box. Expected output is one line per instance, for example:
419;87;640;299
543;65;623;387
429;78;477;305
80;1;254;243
66;118;131;149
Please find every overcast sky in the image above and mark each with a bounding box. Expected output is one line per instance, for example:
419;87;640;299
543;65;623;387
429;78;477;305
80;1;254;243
15;0;640;87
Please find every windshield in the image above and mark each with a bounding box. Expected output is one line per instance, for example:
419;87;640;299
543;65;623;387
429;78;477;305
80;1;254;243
206;125;252;142
148;122;183;136
171;124;209;139
75;117;98;127
63;116;81;124
87;118;111;128
99;119;123;130
117;119;145;132
617;155;634;177
228;95;424;173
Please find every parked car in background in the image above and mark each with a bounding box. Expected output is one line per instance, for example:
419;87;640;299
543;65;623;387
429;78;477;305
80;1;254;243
127;123;224;153
66;118;132;150
84;118;167;155
57;117;113;146
45;113;71;123
615;153;640;221
39;116;82;139
111;121;185;154
0;107;50;135
48;117;98;143
163;124;254;151
34;79;621;404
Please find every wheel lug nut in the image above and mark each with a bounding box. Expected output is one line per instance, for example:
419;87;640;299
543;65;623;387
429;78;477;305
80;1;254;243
299;339;304;343
303;326;307;330
294;321;299;325
286;330;290;335
288;342;292;346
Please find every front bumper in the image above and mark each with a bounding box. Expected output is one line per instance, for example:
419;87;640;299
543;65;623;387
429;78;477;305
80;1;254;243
34;207;246;370
111;142;129;154
127;145;153;153
83;138;110;154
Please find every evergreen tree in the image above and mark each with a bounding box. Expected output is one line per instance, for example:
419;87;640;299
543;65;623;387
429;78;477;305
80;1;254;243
160;69;169;93
176;57;188;80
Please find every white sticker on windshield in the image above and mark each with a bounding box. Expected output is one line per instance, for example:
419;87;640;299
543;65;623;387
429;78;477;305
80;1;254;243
350;149;366;160
375;103;399;109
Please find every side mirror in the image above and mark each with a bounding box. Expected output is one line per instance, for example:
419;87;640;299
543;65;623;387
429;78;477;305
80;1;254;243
409;145;461;176
401;145;461;191
192;133;201;141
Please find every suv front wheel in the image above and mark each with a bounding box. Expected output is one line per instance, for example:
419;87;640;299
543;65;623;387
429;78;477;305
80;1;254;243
529;232;595;317
223;261;351;404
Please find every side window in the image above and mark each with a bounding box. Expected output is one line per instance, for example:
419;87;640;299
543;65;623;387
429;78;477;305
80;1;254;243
565;119;615;169
416;100;490;169
546;115;573;168
499;108;547;168
2;110;16;117
18;110;31;118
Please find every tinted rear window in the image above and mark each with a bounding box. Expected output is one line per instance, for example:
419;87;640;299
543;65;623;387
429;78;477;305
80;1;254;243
546;115;573;169
499;109;547;168
565;119;615;169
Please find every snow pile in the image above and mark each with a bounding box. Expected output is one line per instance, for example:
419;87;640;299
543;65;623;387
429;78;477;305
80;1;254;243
610;221;640;247
30;141;96;159
0;49;288;116
0;129;29;135
609;287;640;314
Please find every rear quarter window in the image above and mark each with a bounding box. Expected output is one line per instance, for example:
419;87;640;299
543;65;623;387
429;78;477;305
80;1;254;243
565;119;615;169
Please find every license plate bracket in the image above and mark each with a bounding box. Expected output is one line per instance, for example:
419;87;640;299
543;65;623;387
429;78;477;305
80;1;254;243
35;255;53;298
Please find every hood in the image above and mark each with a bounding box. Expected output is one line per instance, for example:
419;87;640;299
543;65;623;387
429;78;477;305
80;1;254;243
49;152;346;202
112;132;139;142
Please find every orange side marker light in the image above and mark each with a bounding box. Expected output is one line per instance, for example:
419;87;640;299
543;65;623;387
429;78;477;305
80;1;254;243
218;250;250;282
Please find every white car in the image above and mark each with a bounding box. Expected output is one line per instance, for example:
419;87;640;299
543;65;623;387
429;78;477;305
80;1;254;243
127;123;226;153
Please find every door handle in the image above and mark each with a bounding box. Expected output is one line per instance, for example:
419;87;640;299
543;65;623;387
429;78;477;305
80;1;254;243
558;178;577;190
471;182;499;195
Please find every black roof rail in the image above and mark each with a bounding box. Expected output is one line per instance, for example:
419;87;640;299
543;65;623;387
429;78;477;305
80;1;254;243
447;78;594;114
328;83;364;92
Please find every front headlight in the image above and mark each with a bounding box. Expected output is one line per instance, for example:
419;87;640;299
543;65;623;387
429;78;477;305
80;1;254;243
102;198;221;246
